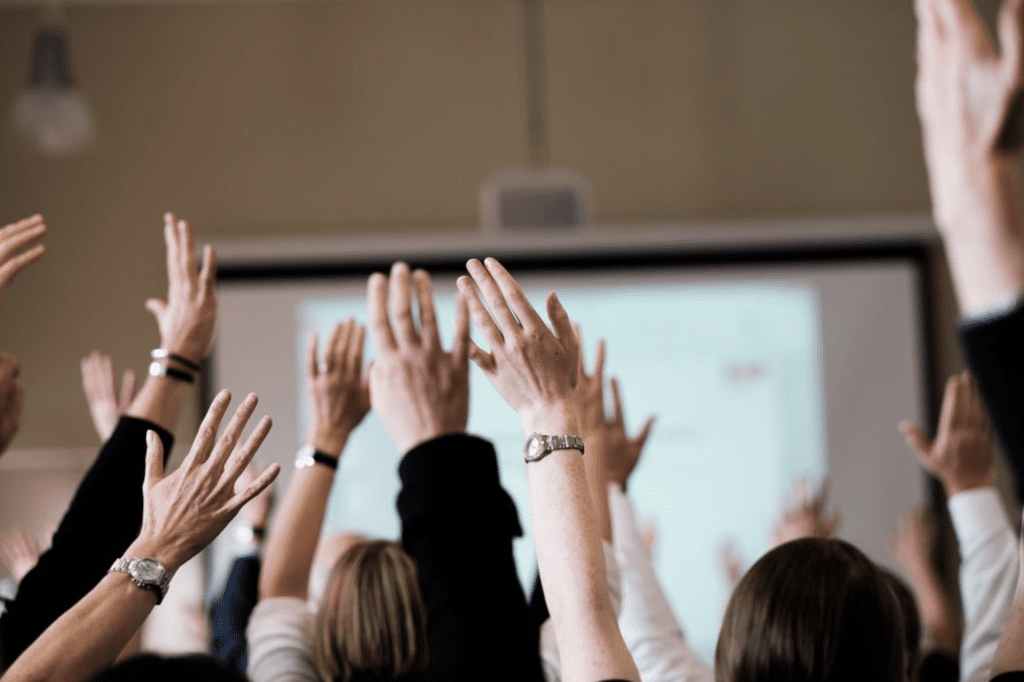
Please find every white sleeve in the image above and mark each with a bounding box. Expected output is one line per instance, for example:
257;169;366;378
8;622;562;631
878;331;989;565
246;597;321;682
949;487;1020;682
609;483;714;682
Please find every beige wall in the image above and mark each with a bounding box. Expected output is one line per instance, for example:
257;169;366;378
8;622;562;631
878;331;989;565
0;0;971;451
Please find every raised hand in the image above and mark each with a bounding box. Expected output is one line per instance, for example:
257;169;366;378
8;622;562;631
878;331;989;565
900;371;995;495
889;507;936;582
80;351;136;442
367;263;469;453
126;390;278;574
0;527;39;582
144;213;217;367
0;215;45;304
458;257;579;432
772;477;840;548
605;377;656;488
306;319;371;455
575;332;606;434
235;464;275;532
0;352;23;456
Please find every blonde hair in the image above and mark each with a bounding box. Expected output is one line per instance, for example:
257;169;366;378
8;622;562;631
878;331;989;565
313;539;428;682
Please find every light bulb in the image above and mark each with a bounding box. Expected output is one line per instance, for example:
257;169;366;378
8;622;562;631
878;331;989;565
13;26;95;157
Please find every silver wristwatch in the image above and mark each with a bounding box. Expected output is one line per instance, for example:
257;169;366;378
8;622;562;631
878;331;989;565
109;557;171;604
523;434;585;463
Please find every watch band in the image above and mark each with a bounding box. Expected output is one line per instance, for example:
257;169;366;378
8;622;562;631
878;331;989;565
148;361;195;384
109;557;171;604
294;444;339;470
523;434;585;463
150;348;202;373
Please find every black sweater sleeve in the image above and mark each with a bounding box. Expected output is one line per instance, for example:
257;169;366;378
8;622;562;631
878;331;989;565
0;416;173;666
960;303;1024;499
209;554;261;674
397;434;543;682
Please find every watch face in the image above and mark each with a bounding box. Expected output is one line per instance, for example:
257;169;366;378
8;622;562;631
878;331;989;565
525;436;546;461
133;558;164;583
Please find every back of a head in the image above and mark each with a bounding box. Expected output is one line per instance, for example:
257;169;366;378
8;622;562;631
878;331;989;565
89;654;248;682
882;569;921;680
715;537;906;682
314;539;428;682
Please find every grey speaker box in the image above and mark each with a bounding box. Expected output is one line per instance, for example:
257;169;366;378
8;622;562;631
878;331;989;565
479;169;593;232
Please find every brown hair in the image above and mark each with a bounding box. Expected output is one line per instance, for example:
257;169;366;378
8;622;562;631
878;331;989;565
715;537;906;682
313;539;429;682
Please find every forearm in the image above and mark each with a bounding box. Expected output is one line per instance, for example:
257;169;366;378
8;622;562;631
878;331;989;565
125;375;189;435
581;424;612;543
904;564;958;656
0;416;173;666
259;463;338;601
2;572;156;682
938;157;1024;316
524;406;638;682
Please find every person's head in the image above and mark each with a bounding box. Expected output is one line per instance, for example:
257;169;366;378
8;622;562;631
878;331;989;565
882;569;921;681
89;654;248;682
715;537;906;682
314;539;428;682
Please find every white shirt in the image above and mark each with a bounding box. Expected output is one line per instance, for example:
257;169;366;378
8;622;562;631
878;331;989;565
949;486;1019;682
247;596;319;682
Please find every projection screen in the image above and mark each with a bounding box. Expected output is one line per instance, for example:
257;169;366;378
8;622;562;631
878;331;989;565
210;240;930;663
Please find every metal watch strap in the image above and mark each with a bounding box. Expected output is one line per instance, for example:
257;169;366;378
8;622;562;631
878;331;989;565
523;434;585;463
109;557;171;605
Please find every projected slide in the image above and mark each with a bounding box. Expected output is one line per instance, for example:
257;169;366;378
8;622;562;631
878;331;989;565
296;279;826;662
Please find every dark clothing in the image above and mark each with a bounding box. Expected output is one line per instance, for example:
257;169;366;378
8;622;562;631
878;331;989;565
209;554;261;674
397;434;543;682
0;416;173;667
919;650;959;682
961;303;1024;500
992;674;1024;682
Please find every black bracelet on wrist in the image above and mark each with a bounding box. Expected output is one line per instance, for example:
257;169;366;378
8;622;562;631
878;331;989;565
151;348;202;373
148;361;195;384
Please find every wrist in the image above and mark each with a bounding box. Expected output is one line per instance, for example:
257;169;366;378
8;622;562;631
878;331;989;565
519;403;579;437
122;537;183;577
305;428;351;458
944;471;997;497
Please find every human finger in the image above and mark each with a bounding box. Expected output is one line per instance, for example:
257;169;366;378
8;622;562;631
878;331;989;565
345;324;365;376
546;292;579;382
182;390;232;469
118;368;137;413
466;259;520;333
163;214;182;291
610;377;624;426
935;0;992;53
367;273;396;351
592;338;606;383
218;414;273;492
899;420;933;462
467;338;496;373
306;332;319;380
0;215;44;241
323;323;343;373
207;393;259;471
389;262;420;347
197;244;217;302
633;415;656;449
482;258;546;330
226;463;281;513
177;217;198;283
0;222;45;262
935;374;960;436
915;0;944;45
0;245;45;287
143;430;166;492
413;269;440;350
330;320;354;373
457;275;504;350
451;288;470;365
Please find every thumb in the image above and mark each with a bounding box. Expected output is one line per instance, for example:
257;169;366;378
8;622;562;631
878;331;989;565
143;430;165;491
1001;0;1024;84
899;420;933;460
145;298;167;320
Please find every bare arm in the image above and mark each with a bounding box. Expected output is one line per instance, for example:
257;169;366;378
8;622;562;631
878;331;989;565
0;215;45;306
576;334;612;543
459;257;639;682
1;391;279;682
259;320;370;601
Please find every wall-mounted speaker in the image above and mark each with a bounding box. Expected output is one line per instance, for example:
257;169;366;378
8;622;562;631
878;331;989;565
479;168;593;232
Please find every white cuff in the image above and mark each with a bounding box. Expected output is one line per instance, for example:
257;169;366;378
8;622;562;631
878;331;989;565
949;487;1010;546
